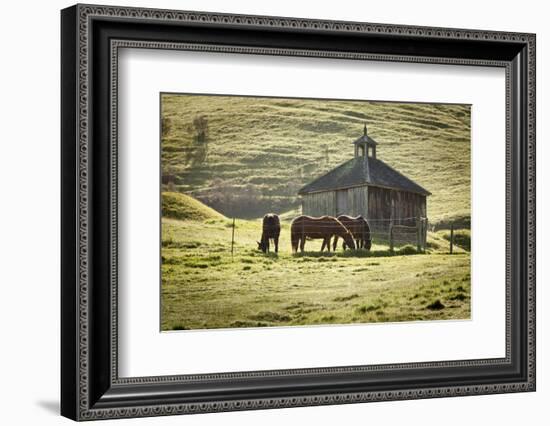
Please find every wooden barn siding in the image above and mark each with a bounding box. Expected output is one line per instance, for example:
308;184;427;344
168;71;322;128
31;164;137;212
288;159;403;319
302;191;336;216
346;186;369;217
302;186;426;234
302;187;369;217
368;187;426;234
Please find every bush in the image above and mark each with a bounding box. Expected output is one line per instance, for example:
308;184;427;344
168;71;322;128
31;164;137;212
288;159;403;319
426;300;445;310
398;245;418;255
432;215;471;231
440;229;471;251
452;229;471;251
172;324;188;331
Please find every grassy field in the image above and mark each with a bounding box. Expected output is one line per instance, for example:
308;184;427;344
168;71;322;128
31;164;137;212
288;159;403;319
161;194;470;331
161;94;471;225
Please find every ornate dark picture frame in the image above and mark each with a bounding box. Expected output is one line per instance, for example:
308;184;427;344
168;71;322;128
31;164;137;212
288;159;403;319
61;4;536;421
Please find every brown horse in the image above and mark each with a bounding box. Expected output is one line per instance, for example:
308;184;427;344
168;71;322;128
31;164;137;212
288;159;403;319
290;215;356;253
257;213;280;253
333;215;372;251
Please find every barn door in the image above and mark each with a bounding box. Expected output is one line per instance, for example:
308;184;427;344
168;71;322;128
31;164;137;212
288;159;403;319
336;189;348;215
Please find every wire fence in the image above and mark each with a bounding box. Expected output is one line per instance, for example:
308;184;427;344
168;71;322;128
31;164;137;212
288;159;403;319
228;215;440;257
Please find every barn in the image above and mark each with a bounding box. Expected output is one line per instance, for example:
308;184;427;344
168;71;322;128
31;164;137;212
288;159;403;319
298;125;431;234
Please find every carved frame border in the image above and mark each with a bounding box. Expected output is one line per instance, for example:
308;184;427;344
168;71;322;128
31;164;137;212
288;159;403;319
62;3;535;421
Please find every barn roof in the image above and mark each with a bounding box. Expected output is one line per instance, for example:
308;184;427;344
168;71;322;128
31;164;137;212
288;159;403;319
298;157;431;196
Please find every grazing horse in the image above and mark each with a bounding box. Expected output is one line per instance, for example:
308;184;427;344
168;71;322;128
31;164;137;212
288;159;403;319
290;215;356;253
333;215;372;251
257;213;280;253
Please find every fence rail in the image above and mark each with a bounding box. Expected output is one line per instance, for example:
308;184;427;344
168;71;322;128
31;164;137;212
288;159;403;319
225;216;460;254
387;217;428;252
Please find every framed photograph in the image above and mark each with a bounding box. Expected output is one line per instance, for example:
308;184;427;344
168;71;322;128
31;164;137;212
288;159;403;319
61;4;536;421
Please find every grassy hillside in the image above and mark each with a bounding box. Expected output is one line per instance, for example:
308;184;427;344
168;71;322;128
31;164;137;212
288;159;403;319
161;94;471;225
162;191;226;221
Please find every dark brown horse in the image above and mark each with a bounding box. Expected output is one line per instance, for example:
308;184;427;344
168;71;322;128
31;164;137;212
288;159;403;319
257;213;280;253
290;215;356;253
332;215;372;251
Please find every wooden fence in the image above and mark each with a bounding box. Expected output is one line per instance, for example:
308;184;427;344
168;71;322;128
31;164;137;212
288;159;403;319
389;217;428;252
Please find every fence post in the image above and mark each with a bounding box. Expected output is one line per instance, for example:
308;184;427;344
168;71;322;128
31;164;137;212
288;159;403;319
423;217;428;252
416;217;422;252
450;223;454;254
302;218;305;252
231;217;235;260
389;222;394;252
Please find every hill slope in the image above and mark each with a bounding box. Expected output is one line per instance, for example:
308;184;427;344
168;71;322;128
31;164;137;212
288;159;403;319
161;192;226;222
161;94;471;224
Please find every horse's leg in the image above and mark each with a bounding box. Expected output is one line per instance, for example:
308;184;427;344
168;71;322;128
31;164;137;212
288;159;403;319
321;238;326;252
327;236;331;252
300;237;305;252
275;236;279;253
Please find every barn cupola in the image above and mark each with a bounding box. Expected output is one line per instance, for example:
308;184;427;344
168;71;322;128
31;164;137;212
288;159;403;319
353;123;377;159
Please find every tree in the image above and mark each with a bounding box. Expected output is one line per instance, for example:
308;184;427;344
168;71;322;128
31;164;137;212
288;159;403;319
191;115;209;164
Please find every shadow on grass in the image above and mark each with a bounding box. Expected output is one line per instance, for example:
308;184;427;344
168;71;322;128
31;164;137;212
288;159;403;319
292;246;423;258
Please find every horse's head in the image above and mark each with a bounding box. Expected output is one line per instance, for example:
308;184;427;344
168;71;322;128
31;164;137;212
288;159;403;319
344;232;356;250
360;218;371;250
364;237;372;251
257;240;267;253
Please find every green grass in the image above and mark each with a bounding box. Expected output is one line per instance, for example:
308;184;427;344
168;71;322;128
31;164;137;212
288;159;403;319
161;94;471;224
438;229;471;251
162;191;226;221
161;216;471;331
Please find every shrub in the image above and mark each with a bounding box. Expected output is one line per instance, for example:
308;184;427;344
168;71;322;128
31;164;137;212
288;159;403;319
426;300;445;310
398;245;418;255
432;215;471;231
172;324;188;331
452;229;471;251
450;293;467;301
440;229;471;251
